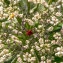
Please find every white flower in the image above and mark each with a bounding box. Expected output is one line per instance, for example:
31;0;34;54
28;0;32;2
30;57;36;62
36;45;41;51
49;5;55;12
17;57;23;63
38;25;43;29
39;38;44;44
62;0;63;2
0;2;3;6
53;32;61;40
28;0;43;4
0;6;3;14
2;22;6;28
55;12;62;16
25;19;34;26
0;40;2;44
8;25;13;29
41;0;48;7
56;47;63;52
3;13;8;17
50;16;59;25
47;26;53;31
40;61;46;63
41;56;46;61
12;29;18;34
33;33;38;38
18;14;23;18
55;52;63;57
57;5;61;8
26;40;30;44
30;49;34;54
11;35;18;40
0;57;4;63
60;62;63;63
4;53;12;61
3;49;9;54
23;45;29;49
40;44;44;48
55;47;63;57
46;59;51;63
28;58;31;62
0;44;4;49
0;49;9;59
51;16;57;21
51;40;56;45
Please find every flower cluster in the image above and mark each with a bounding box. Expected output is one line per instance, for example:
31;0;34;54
0;0;63;63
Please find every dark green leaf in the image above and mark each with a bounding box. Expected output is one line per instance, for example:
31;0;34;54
4;0;10;6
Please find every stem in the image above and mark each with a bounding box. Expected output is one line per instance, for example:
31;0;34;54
48;0;52;4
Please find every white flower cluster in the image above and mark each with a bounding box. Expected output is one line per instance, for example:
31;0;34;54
9;0;20;5
23;52;36;63
0;2;8;20
28;0;48;7
53;32;62;40
55;47;63;57
0;49;12;63
17;54;23;63
0;0;63;63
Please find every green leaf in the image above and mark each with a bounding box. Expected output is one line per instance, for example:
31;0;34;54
29;4;38;13
4;54;17;63
54;56;63;63
46;0;57;4
4;0;10;6
0;18;7;22
57;23;63;27
34;49;41;62
37;4;45;13
25;22;32;29
34;23;38;28
53;26;61;32
48;32;54;40
19;0;28;15
16;17;22;24
49;26;61;34
11;57;17;63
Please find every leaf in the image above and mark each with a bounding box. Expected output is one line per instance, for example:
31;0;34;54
11;57;17;63
0;18;7;22
4;54;17;63
4;58;12;63
0;22;2;29
29;5;38;13
53;26;61;32
49;26;61;34
52;45;60;48
34;22;39;28
25;22;32;29
16;17;22;24
54;56;63;63
57;23;63;27
34;49;41;62
19;0;28;15
46;0;57;4
27;0;36;14
4;0;10;6
48;32;54;40
37;4;45;13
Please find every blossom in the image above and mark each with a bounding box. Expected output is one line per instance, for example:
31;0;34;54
26;30;33;36
8;13;15;19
